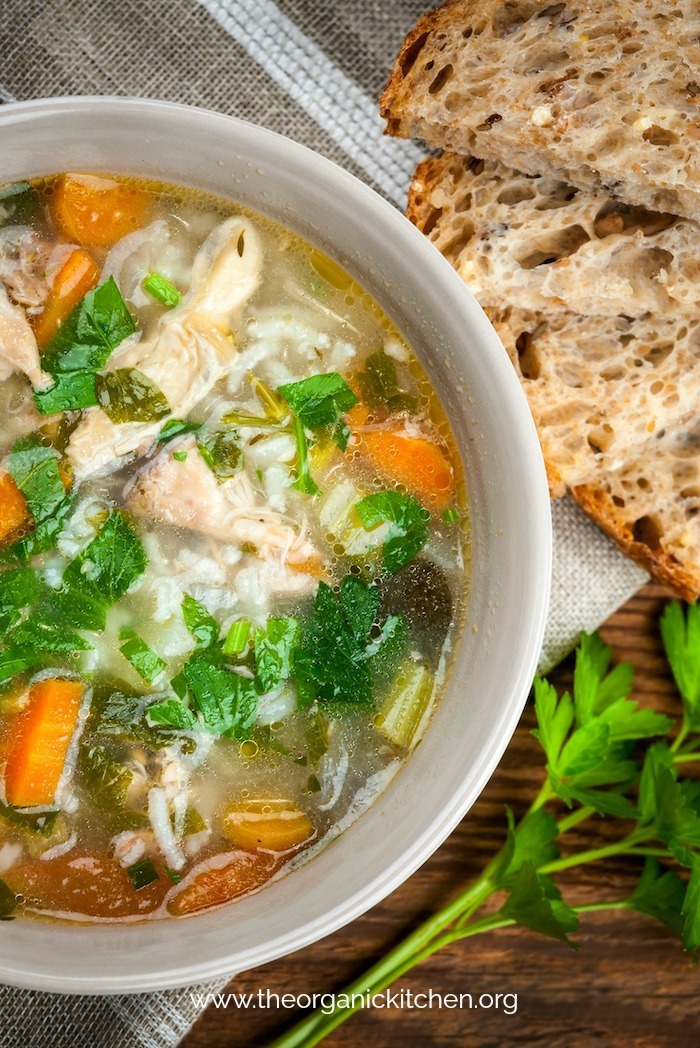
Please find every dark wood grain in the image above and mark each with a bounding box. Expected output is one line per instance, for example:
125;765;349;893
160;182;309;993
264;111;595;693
182;582;699;1048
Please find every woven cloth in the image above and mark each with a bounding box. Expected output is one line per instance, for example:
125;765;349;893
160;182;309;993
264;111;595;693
0;0;647;1043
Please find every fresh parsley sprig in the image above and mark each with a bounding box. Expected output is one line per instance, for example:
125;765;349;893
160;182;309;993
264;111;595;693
271;606;700;1048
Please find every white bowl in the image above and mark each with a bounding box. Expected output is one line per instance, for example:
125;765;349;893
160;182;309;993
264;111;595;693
0;97;551;993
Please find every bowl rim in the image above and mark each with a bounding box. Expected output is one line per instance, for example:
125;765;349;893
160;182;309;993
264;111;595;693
0;95;552;993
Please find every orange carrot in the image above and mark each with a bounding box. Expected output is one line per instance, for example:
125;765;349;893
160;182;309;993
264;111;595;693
0;472;30;545
52;173;150;249
220;800;315;852
4;679;83;808
168;851;281;916
33;249;100;347
348;405;455;510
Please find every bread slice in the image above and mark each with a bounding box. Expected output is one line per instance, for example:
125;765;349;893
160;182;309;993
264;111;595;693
407;153;700;599
381;0;700;221
409;152;700;318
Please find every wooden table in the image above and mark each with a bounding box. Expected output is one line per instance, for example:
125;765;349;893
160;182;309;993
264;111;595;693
183;583;699;1047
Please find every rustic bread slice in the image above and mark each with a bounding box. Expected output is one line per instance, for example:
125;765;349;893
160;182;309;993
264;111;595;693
571;428;700;603
409;152;700;318
382;0;700;221
487;306;700;496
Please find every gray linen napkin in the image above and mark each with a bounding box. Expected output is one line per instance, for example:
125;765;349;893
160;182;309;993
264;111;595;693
0;0;647;1043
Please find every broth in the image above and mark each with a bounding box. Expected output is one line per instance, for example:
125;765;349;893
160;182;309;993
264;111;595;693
0;173;469;921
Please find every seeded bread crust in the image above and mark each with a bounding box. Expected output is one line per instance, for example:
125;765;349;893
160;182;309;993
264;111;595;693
382;0;700;221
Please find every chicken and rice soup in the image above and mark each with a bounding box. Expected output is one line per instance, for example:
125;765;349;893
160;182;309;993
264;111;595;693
0;174;468;921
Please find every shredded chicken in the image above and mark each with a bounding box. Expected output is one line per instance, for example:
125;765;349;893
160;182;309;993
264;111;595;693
128;436;320;567
0;283;49;388
67;216;263;480
0;226;52;312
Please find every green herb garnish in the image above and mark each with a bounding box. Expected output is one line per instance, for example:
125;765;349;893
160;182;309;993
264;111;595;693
278;373;358;430
41;277;135;376
357;349;417;414
196;426;243;482
7;436;73;559
149;651;259;739
34;370;99;415
79;745;133;810
0;800;58;838
255;617;300;694
94;368;171;424
57;510;148;631
293;576;403;707
291;415;319;496
0;568;40;639
157;418;202;444
119;627;166;685
355;491;430;573
126;858;159;891
442;507;460;525
142;272;181;308
173;451;188;462
181;594;220;650
271;614;700;1048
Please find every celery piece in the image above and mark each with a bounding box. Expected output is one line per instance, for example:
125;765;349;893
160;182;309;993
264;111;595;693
142;272;181;308
377;662;434;751
223;619;251;656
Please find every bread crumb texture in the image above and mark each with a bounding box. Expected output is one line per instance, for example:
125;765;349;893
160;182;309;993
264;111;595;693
382;0;700;221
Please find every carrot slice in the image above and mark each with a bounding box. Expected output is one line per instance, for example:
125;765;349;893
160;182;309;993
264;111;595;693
0;472;30;545
4;679;83;808
168;851;282;916
349;405;455;510
220;800;315;852
33;249;100;347
52;173;150;249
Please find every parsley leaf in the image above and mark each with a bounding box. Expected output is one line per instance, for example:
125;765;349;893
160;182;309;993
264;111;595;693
42;277;135;375
293;576;402;707
357;350;417;414
495;807;560;886
681;855;700;956
499;862;579;947
278;373;358;430
119;628;166;685
59;510;148;630
78;745;133;810
355;491;429;573
255;617;300;693
7;437;73;559
157;419;202;444
626;858;687;941
0;568;39;639
181;594;220;650
34;370;99;415
290;415;319;496
196;426;243;482
660;602;700;731
95;368;171;424
152;652;259;738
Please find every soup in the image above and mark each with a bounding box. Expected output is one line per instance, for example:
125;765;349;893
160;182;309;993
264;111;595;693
0;173;468;922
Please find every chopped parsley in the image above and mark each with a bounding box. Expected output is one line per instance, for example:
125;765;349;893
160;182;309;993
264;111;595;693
41;277;135;376
196;426;243;482
355;491;430;573
157;418;202;444
7;436;73;559
34;370;99;415
126;858;159;891
255;617;300;694
94;368;171;424
357;349;417;414
277;373;358;430
119;627;166;685
181;594;220;650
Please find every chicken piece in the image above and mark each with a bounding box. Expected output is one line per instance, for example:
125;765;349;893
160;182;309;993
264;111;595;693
0;283;49;388
67;217;262;480
128;436;319;567
0;226;52;313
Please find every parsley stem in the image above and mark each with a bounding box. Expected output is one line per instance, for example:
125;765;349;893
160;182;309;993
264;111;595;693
557;805;595;835
671;719;691;753
540;832;646;875
672;749;700;763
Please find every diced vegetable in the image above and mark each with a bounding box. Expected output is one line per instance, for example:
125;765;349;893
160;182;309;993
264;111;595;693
223;619;251;657
376;662;434;751
33;249;100;348
4;678;84;807
349;405;455;510
95;368;171;424
167;851;281;916
126;858;159;890
442;507;460;525
142;272;181;308
119;628;166;685
220;800;315;852
0;473;30;546
52;173;150;248
355;490;430;574
41;277;135;376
